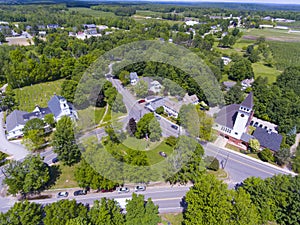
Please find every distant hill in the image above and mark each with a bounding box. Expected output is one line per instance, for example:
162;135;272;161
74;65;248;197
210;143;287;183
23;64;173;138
1;0;300;11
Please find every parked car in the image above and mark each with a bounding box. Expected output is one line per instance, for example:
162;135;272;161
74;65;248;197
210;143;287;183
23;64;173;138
159;151;167;158
52;157;59;164
118;187;130;194
134;185;146;192
138;99;146;104
171;124;179;130
100;189;114;193
57;192;68;198
73;190;87;196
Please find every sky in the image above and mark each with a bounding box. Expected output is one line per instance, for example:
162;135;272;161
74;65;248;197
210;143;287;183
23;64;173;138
149;0;300;4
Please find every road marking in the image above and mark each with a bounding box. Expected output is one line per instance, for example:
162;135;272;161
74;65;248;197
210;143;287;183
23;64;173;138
207;149;283;176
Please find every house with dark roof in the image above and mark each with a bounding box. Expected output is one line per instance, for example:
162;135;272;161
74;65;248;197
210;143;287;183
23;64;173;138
213;92;282;152
6;95;77;139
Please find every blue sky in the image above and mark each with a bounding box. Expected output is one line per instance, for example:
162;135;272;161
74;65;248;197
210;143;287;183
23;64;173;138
149;0;300;4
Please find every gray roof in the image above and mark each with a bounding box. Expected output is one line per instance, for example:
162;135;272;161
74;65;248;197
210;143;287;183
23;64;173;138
48;95;64;117
23;106;52;121
130;72;138;80
241;133;253;143
253;127;283;152
241;92;254;109
215;104;239;129
145;98;164;112
6;110;28;132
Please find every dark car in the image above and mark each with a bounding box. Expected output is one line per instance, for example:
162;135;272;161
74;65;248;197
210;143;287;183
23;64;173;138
134;185;146;192
100;189;114;193
73;190;87;196
159;151;167;158
171;124;179;130
52;157;59;164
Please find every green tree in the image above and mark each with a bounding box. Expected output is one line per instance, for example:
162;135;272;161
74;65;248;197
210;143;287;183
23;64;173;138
22;129;45;151
119;70;130;86
134;80;148;98
126;118;137;136
111;93;126;113
231;188;260;225
155;106;164;115
23;118;44;136
0;32;5;42
125;193;160;225
89;198;125;225
43;200;88;225
224;84;244;105
66;217;90;225
258;148;274;162
198;110;214;141
52;116;81;166
135;113;154;139
229;58;254;81
44;113;55;128
274;148;290;166
0;201;43;225
148;119;162;142
248;139;260;153
183;174;232;225
61;80;78;103
74;159;117;191
4;155;50;197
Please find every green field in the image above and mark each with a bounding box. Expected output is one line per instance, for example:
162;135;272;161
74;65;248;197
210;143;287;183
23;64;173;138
14;79;64;112
69;7;116;18
252;62;281;84
51;164;78;189
242;28;300;42
161;213;183;225
134;10;163;18
269;41;300;70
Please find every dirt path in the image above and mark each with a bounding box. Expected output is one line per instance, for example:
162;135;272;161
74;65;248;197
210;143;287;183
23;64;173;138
98;104;109;125
290;133;300;155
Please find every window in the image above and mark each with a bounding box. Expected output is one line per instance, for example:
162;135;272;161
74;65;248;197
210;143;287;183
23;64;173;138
235;132;238;135
241;114;245;117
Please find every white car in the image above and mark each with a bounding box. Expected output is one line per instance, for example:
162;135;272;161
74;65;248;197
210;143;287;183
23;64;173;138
57;191;68;198
118;187;130;194
134;185;146;192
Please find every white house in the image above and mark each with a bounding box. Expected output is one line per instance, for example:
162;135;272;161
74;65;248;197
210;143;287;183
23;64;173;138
148;80;162;94
130;72;139;85
6;95;77;139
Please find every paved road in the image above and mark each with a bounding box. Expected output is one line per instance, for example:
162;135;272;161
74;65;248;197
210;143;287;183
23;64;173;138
29;185;190;214
203;142;295;188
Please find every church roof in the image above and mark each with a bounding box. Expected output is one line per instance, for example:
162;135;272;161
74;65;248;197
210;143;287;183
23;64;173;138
215;104;239;129
253;127;282;152
241;92;254;109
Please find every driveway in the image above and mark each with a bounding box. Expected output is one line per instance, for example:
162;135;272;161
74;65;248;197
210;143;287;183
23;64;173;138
0;112;29;161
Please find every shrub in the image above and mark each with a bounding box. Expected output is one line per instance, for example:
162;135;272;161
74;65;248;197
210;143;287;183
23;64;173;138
205;156;219;171
258;149;274;162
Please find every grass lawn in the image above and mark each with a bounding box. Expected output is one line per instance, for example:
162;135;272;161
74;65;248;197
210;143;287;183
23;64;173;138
51;164;78;189
77;106;106;131
207;169;228;179
161;213;183;225
225;143;241;152
145;141;174;165
69;7;116;18
241;28;300;42
14;79;64;112
252;62;281;84
122;136;161;151
135;10;162;18
101;106;126;125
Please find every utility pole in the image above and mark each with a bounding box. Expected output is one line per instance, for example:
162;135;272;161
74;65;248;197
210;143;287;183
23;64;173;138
224;153;230;169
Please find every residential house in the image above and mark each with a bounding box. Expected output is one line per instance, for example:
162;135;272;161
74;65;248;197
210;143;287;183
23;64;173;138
47;24;59;29
148;80;162;94
164;99;181;118
145;97;165;112
221;57;232;65
223;81;236;91
130;72;139;85
241;78;254;90
183;93;199;105
6;95;77;139
83;24;96;29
